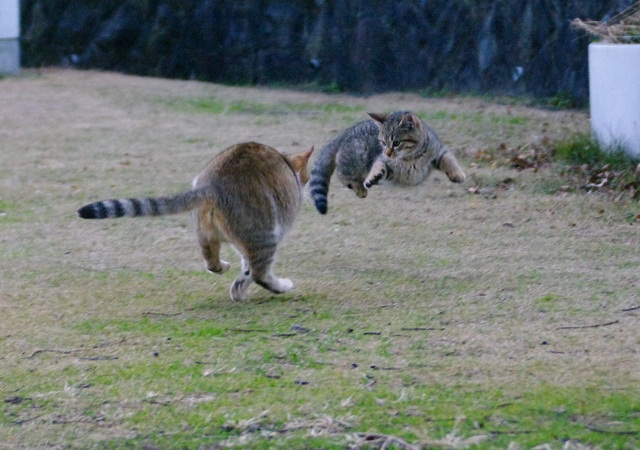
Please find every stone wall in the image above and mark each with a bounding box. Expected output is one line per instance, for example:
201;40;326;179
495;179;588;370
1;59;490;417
19;0;635;105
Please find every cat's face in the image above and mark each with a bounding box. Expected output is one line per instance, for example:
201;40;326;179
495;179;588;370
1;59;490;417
368;112;423;158
289;146;314;185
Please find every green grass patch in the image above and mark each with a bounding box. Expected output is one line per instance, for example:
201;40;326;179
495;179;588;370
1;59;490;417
162;95;365;119
7;379;634;449
0;200;19;224
156;96;227;114
419;110;530;127
555;133;640;169
553;133;639;202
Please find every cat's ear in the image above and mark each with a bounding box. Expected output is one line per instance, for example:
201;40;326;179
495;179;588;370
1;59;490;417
291;146;314;172
293;146;314;185
399;113;419;129
302;146;314;161
400;114;414;126
304;145;315;158
367;112;388;127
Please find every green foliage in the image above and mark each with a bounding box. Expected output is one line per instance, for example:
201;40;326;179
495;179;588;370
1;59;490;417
418;87;452;98
322;80;343;94
553;133;639;202
546;92;579;109
554;133;639;168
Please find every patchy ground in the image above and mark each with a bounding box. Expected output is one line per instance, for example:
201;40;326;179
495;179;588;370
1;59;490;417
1;69;638;449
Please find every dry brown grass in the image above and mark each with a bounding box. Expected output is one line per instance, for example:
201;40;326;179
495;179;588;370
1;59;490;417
572;2;640;43
1;69;638;448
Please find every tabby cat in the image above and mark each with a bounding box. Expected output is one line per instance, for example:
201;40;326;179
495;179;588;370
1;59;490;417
78;142;314;301
309;111;465;214
309;120;380;214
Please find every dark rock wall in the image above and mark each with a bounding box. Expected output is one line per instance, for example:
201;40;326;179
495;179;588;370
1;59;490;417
20;0;634;105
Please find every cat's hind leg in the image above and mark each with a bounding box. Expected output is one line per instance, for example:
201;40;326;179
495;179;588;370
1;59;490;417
248;243;293;296
253;270;293;295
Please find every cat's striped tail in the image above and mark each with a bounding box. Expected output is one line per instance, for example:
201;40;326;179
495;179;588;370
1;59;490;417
308;140;340;215
77;188;211;219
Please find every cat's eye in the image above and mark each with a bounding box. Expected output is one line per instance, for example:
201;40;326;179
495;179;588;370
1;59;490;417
392;140;400;148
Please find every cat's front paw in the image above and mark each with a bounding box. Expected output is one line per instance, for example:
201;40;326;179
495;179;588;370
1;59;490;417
446;166;466;183
364;162;387;189
439;152;466;183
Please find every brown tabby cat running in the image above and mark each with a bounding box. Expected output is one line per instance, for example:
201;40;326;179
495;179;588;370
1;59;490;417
309;111;465;214
78;142;313;301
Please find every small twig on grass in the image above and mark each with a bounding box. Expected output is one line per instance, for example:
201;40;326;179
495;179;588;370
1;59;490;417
584;424;638;435
489;429;534;435
144;398;172;407
29;349;118;361
622;305;640;312
557;320;619;330
5;396;31;405
142;311;181;317
363;331;381;336
400;327;445;331
77;355;119;361
29;349;79;358
15;414;46;425
369;365;402;371
52;415;107;425
229;328;269;333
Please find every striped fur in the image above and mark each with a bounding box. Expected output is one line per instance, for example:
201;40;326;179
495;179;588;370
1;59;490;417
364;111;466;189
77;188;211;219
309;120;381;214
77;142;313;301
309;111;465;215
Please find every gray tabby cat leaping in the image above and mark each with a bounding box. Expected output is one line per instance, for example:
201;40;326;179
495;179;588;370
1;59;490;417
309;111;466;214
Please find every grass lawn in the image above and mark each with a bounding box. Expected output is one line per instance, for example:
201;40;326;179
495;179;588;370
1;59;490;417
1;69;638;449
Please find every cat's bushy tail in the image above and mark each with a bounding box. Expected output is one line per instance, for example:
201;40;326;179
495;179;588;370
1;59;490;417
77;187;212;219
308;140;340;215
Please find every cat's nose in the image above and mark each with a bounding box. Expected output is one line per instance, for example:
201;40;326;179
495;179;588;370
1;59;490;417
384;147;394;157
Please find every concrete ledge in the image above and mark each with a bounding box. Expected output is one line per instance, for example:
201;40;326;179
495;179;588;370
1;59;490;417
0;38;20;75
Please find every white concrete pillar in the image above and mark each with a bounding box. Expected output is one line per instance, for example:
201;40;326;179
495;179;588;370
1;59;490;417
0;0;20;74
589;43;640;158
